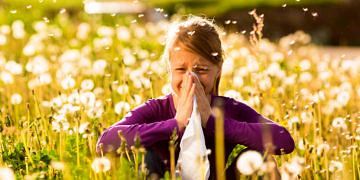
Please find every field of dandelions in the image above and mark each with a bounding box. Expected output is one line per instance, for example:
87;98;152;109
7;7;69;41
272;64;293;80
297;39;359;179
0;9;359;180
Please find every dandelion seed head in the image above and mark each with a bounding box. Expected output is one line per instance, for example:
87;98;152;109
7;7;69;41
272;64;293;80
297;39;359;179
282;4;287;8
115;101;131;114
329;161;343;172
61;75;75;90
81;79;94;91
303;8;308;12
1;71;14;84
10;93;22;105
91;157;111;173
225;20;231;24
5;61;23;75
311;12;318;17
0;167;15;180
51;161;65;170
236;150;263;175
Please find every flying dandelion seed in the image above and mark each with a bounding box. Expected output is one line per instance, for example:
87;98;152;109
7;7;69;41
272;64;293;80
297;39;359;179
138;14;144;18
311;12;318;17
91;157;111;173
241;30;246;34
236;150;263;175
211;52;218;56
10;10;17;14
26;5;32;9
248;9;255;15
60;8;66;14
187;31;195;36
43;17;49;23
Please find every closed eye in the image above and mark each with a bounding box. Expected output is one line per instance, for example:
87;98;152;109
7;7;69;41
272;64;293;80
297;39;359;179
175;68;185;71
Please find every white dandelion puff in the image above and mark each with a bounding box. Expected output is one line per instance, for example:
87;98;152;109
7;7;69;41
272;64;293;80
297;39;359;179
115;101;131;114
0;167;15;180
61;76;76;90
10;93;22;105
236;150;263;175
81;79;94;91
91;157;111;173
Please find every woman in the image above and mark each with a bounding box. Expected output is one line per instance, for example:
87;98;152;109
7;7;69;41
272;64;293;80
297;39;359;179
96;16;295;179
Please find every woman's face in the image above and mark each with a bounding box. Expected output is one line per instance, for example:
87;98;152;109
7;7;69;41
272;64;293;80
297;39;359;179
168;43;222;97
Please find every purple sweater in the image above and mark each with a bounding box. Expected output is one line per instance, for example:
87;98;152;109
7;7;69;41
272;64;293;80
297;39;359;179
97;93;294;176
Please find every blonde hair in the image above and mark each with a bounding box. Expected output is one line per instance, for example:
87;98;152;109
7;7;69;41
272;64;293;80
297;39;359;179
163;15;224;95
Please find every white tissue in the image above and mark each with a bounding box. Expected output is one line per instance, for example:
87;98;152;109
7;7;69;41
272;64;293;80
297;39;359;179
177;72;210;180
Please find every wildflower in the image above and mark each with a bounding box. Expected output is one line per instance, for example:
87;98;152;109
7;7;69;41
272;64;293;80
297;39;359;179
10;93;22;105
117;85;129;95
222;57;234;75
80;92;96;107
233;76;244;88
0;167;15;180
332;117;347;130
79;122;89;134
25;56;49;74
336;91;350;107
299;72;312;83
77;23;91;40
316;143;330;155
224;90;242;101
91;157;111;173
116;26;131;41
97;26;114;37
115;101;130;114
262;104;274;116
12;20;26;39
92;59;107;75
81;79;94;91
51;161;65;171
329;160;343;172
236;150;263;175
1;71;13;84
280;156;304;180
0;34;6;45
299;59;311;71
5;61;22;75
162;84;172;95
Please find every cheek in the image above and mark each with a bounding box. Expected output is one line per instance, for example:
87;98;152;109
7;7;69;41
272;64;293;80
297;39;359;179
170;73;182;93
199;74;216;93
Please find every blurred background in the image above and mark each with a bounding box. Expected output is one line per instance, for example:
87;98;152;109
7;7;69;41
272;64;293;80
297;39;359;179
1;0;360;46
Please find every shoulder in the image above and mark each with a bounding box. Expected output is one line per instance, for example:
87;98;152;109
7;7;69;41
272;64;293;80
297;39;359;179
144;94;172;109
213;94;261;120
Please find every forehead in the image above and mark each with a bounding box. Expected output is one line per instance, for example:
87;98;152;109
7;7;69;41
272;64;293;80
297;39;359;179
169;46;213;66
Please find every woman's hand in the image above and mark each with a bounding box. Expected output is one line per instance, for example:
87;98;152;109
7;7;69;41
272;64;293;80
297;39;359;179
174;72;196;131
193;74;212;128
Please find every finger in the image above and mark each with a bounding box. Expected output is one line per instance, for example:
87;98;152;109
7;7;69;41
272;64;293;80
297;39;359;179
189;82;196;100
186;73;194;94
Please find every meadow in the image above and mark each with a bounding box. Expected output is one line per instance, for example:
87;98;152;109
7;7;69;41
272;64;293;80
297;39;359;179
0;7;359;180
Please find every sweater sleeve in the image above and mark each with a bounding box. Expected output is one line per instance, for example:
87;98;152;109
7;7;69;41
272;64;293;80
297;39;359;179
96;100;180;155
203;98;295;155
